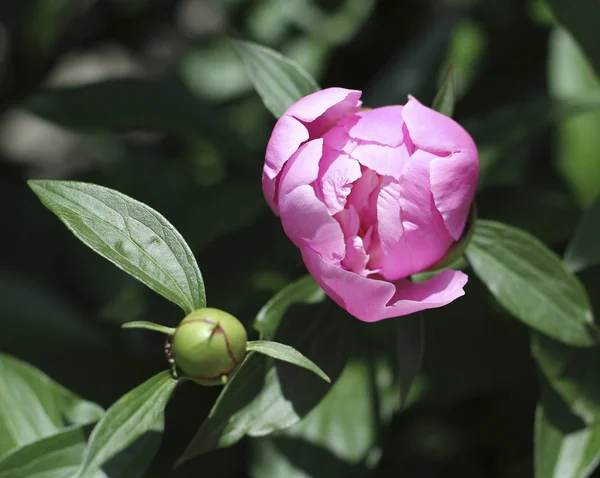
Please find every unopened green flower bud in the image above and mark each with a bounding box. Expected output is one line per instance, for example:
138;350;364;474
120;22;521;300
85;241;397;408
171;308;247;386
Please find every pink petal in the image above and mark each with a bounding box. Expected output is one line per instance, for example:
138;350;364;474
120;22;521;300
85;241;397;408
402;96;477;155
317;148;362;215
342;235;370;276
349;106;405;147
351;141;409;179
286;88;362;133
321;116;360;154
263;115;309;214
278;139;323;200
375;150;454;280
388;270;468;307
374;176;404;264
335;205;360;239
346;168;381;228
430;150;479;240
280;185;345;264
302;248;468;322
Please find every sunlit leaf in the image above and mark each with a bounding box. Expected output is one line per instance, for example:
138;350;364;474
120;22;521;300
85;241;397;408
0;353;103;459
29;180;205;313
246;341;330;383
254;275;325;338
0;424;161;478
532;333;600;423
534;379;600;478
0;428;96;478
466;220;596;347
231;39;320;118
249;360;381;478
78;371;176;478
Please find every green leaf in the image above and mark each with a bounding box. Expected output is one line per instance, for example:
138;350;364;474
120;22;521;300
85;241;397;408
249;360;383;478
231;39;320;118
431;65;456;117
548;26;600;206
396;314;425;407
546;0;600;77
0;425;161;478
177;277;349;464
100;429;162;478
534;381;600;478
250;435;362;478
248;319;406;478
532;333;600;423
246;341;330;383
78;371;177;478
29;180;205;313
0;427;97;478
466;220;596;347
564;195;600;273
0;353;104;458
254;275;326;338
532;332;600;477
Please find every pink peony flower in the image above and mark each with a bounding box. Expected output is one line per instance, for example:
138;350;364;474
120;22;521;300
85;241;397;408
263;88;479;322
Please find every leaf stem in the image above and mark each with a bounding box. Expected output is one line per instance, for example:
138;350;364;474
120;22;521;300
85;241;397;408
122;321;176;336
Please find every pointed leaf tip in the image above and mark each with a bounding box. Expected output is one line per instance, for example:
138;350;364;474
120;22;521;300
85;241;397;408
28;180;206;313
246;340;331;383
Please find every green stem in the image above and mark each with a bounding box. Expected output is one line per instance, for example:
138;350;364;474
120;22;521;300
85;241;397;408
122;321;176;336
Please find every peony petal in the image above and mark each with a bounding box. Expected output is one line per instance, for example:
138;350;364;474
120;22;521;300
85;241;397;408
321;116;360;154
349;106;405;147
302;248;396;321
263;115;309;214
387;269;468;309
280;185;345;264
302;248;468;322
335;205;360;239
402;96;477;155
374;176;404;266
286;88;362;132
351;141;409;179
346;168;381;228
430;150;479;240
278;139;324;200
342;235;370;276
317;148;362;215
375;150;454;280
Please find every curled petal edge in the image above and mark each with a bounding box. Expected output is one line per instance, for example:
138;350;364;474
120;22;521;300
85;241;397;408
302;248;468;322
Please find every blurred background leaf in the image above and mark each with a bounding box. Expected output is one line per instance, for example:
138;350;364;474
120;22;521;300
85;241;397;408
564;187;600;273
545;0;600;76
548;26;600;206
